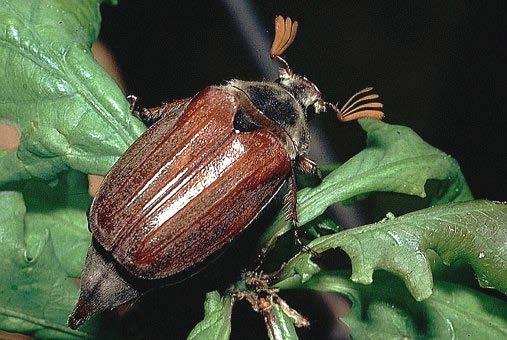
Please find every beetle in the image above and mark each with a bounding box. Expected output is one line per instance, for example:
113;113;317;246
67;16;383;329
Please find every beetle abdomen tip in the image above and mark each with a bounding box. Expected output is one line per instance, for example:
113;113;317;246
67;300;91;329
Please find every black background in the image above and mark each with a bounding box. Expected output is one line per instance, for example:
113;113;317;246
97;1;506;338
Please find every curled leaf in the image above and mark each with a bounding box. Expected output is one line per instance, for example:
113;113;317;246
276;200;506;300
0;191;93;338
298;271;507;339
0;0;145;185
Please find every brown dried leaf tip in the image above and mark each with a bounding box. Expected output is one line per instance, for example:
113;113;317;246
270;16;298;58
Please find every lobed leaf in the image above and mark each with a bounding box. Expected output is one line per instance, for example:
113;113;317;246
22;171;92;278
276;200;506;300
187;291;233;340
259;118;473;252
0;0;145;185
297;271;507;339
0;191;93;338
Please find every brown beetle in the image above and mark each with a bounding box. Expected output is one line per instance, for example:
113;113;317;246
68;16;383;329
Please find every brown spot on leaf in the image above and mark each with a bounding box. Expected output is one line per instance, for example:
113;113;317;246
88;174;105;197
0;124;21;152
0;330;33;340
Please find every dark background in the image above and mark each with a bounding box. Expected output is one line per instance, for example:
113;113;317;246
97;1;506;338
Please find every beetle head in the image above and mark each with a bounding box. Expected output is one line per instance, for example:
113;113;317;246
270;16;327;118
276;64;327;118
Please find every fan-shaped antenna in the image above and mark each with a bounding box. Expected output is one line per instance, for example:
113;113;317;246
326;87;384;121
270;16;298;74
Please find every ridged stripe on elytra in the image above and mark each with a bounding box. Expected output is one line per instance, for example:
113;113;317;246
122;129;290;278
91;88;238;250
133;131;283;256
112;114;233;251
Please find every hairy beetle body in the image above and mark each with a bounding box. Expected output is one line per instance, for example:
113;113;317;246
68;16;384;329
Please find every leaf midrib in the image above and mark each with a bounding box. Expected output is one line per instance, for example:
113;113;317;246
308;203;502;250
307;151;447;204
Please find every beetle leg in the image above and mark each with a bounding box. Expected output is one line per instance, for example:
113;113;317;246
287;164;321;257
297;156;322;180
287;165;311;250
134;97;192;127
287;163;299;233
253;167;299;271
273;295;310;327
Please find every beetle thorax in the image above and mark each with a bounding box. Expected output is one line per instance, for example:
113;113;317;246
229;79;310;158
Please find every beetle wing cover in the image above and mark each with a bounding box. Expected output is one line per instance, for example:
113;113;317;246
90;87;290;279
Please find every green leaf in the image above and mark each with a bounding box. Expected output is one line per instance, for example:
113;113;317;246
276;200;506;300
0;191;93;338
274;253;320;291
0;0;145;185
265;304;299;340
259;118;473;252
0;151;31;184
188;291;233;340
304;215;340;239
298;271;507;339
23;171;92;277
